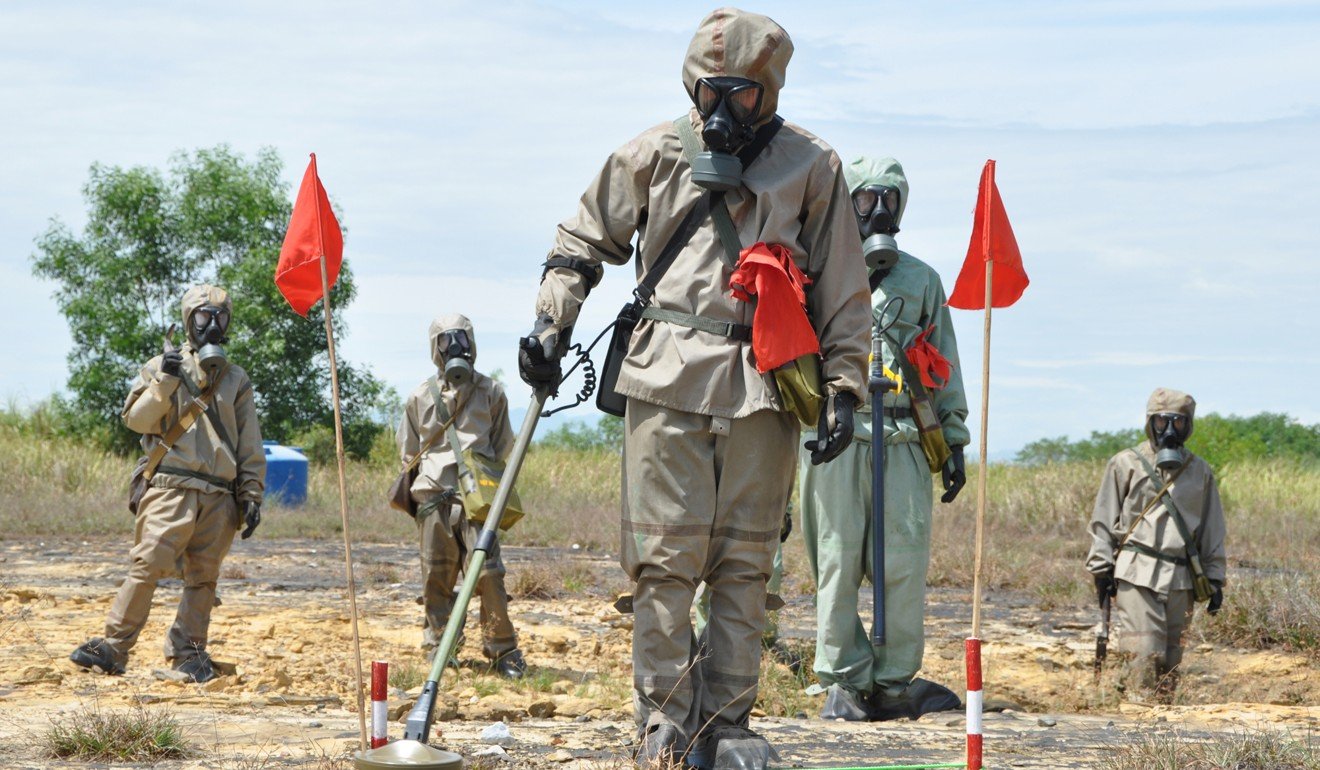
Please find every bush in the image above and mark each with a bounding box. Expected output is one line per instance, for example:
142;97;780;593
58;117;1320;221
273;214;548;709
536;416;624;453
45;703;190;762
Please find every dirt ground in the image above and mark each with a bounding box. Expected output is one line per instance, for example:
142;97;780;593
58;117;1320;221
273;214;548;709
1;537;1316;769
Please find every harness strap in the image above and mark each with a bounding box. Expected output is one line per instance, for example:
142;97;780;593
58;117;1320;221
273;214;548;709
1121;541;1190;567
639;307;751;341
882;406;913;419
156;465;235;490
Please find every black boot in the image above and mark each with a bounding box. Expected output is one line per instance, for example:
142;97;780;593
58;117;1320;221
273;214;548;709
493;649;527;680
869;678;962;721
705;726;774;770
172;653;217;683
69;638;125;675
821;683;872;721
635;723;683;768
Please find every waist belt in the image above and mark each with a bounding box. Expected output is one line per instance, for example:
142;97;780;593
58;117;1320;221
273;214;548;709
1121;541;1189;567
156;465;236;491
640;307;752;341
416;490;461;517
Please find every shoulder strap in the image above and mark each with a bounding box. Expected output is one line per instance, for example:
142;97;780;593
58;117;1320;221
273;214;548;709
401;377;458;475
675;117;741;269
1129;450;1199;551
427;377;476;494
142;375;225;482
634;189;714;307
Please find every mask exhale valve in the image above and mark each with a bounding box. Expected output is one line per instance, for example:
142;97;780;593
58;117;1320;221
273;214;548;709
440;330;473;386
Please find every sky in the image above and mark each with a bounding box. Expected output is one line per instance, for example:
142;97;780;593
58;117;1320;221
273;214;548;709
2;1;1318;456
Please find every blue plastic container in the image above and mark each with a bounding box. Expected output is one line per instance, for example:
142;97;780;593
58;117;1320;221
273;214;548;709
263;440;309;506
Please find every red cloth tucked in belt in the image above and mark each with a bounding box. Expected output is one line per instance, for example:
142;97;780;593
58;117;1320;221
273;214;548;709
729;241;819;373
907;325;952;390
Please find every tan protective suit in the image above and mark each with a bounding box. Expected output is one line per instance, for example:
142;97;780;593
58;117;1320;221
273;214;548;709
1086;388;1227;696
534;9;870;742
397;314;517;659
104;284;265;666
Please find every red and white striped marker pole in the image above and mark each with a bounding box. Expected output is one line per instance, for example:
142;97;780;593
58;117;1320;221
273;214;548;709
370;660;389;749
965;638;983;770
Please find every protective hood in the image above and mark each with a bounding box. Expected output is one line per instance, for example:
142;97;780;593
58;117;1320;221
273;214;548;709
682;7;793;125
1145;387;1196;446
180;284;232;346
429;313;477;369
844;156;910;230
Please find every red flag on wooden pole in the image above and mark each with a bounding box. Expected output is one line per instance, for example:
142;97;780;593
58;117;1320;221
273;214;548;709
276;154;343;316
948;159;1028;310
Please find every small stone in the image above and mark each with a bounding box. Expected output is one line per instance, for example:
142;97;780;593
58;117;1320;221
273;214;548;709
153;668;193;683
202;676;233;693
15;666;61;685
1037;716;1057;727
528;700;556;718
471;745;507;758
480;721;515;746
548;749;574;762
574;715;591;723
308;721;323;728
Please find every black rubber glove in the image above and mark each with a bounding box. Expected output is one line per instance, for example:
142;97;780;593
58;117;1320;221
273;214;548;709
517;315;564;390
241;500;261;540
805;392;857;465
940;445;967;504
779;508;793;543
1094;571;1117;606
161;349;183;377
1207;581;1224;616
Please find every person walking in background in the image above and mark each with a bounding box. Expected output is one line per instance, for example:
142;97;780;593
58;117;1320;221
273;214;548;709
1086;387;1227;702
71;284;265;684
398;314;527;679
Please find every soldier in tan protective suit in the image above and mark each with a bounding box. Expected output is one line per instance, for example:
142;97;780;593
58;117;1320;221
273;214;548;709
71;285;265;683
517;8;870;768
1086;388;1227;702
397;314;526;679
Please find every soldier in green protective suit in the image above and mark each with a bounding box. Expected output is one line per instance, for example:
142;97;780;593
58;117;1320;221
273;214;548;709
799;157;970;721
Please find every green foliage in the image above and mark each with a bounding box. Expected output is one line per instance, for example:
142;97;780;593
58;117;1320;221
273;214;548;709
1016;411;1320;469
536;416;624;452
31;145;386;456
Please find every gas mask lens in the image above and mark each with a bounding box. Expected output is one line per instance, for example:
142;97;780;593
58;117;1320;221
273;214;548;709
1151;413;1188;436
191;306;229;335
694;78;763;124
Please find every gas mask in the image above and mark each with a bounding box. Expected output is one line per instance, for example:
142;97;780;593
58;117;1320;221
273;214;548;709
438;329;473;386
689;76;764;191
1149;412;1190;470
852;184;903;270
188;304;230;375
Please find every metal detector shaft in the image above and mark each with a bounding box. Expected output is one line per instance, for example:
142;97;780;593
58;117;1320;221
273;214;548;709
869;330;889;646
403;389;549;743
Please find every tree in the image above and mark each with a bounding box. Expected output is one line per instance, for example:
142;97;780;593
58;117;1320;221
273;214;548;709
32;146;388;456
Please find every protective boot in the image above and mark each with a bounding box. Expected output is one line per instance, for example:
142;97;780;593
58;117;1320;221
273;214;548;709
705;726;774;770
494;649;527;680
69;638;125;675
635;723;683;768
172;653;217;683
868;678;962;721
820;683;871;721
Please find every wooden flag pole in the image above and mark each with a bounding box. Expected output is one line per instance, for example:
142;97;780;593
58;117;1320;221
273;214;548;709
317;236;368;752
971;259;992;639
965;258;994;770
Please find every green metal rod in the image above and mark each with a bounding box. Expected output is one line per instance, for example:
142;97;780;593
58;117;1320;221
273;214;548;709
402;388;548;742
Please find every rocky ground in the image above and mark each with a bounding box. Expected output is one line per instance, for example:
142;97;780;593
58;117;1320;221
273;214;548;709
0;537;1316;769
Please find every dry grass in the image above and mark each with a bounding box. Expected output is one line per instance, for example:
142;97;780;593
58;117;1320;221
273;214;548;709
1099;726;1320;770
44;702;190;762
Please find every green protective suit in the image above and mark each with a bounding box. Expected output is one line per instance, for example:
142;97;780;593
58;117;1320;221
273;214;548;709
694;540;784;645
799;157;970;698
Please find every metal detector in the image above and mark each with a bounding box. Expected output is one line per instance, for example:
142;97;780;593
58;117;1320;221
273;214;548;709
870;296;903;646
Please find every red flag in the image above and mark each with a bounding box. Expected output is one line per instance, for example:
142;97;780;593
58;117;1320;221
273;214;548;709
276;154;343;316
729;242;819;372
947;160;1028;309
